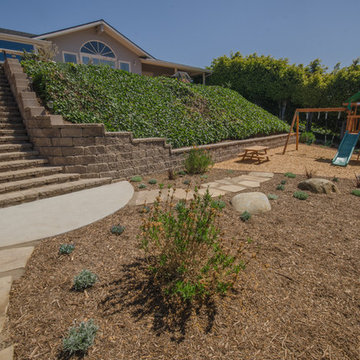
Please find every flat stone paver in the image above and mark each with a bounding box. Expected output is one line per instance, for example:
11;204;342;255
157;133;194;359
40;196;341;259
237;180;261;188
171;188;194;200
198;188;226;197
216;184;247;192
230;175;270;183
130;189;159;206
0;181;134;248
248;171;274;178
0;277;12;332
0;247;34;279
0;346;13;360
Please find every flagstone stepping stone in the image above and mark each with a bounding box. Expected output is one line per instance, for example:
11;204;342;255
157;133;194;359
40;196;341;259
201;182;221;188
231;192;271;214
298;178;340;194
171;188;194;200
237;180;261;188
230;175;269;183
0;247;34;280
129;190;159;205
198;188;226;197
248;171;274;178
216;184;246;193
0;276;12;332
0;346;13;360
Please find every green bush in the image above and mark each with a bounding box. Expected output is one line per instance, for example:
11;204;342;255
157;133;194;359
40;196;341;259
73;270;97;291
300;132;316;144
63;320;98;356
111;225;125;235
284;172;296;178
267;194;278;200
177;170;186;176
211;199;226;209
276;184;285;191
130;175;142;182
59;244;75;255
21;60;289;149
293;191;309;200
183;179;191;185
280;180;287;185
140;189;243;302
148;179;157;185
332;177;339;182
240;211;251;222
351;189;360;197
138;183;147;189
184;148;214;174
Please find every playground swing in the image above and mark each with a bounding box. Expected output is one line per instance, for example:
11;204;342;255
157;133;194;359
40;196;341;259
282;99;360;166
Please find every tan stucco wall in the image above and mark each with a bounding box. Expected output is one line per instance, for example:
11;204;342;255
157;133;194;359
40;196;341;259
141;63;175;77
48;28;142;74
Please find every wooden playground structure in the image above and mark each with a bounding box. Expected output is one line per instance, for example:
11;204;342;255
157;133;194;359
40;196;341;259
282;101;360;156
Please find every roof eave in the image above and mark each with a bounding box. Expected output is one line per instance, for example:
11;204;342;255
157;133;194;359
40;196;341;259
140;58;212;74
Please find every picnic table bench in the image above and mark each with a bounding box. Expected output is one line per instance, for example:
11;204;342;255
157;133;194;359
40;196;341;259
239;145;270;164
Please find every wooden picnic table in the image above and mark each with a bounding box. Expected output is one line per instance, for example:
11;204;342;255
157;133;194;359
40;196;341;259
239;145;270;164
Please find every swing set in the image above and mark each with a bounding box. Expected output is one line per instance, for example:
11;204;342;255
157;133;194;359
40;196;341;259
282;96;360;166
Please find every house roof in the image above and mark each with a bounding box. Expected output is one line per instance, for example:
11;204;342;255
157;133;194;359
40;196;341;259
34;19;155;59
0;27;36;38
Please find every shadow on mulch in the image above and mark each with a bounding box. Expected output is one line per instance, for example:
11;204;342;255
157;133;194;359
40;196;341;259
99;258;217;343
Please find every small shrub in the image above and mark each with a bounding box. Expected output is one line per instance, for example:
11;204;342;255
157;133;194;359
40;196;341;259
211;199;226;209
177;170;186;176
140;188;243;302
62;320;98;356
332;177;339;182
183;179;191;185
200;174;208;179
300;132;316;144
240;211;251;222
73;270;97;291
140;205;151;213
293;191;309;200
111;225;125;235
138;183;147;189
276;184;285;191
148;179;157;185
130;175;142;182
168;169;177;180
184;147;214;174
305;168;316;179
59;244;75;255
351;189;360;197
267;193;278;200
280;180;287;185
284;172;296;178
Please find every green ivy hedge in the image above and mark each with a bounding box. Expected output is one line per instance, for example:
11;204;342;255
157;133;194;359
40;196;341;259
22;60;289;148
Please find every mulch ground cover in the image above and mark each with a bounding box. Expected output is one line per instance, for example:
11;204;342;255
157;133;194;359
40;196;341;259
4;169;360;360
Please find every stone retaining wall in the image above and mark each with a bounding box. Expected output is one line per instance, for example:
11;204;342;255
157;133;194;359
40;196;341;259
4;58;294;179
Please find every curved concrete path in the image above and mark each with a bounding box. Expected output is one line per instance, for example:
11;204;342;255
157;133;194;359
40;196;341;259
0;181;134;248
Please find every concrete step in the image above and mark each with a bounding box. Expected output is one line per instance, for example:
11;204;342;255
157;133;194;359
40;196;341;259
0;158;48;172
0;112;20;118
0;135;28;143
0;143;32;153
0;173;81;194
0;177;112;208
0;106;18;112
0;150;39;162
0;166;62;183
0;100;16;106
0;129;26;136
0;117;22;122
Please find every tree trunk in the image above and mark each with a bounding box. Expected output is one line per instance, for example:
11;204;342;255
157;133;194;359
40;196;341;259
306;113;313;132
279;100;287;120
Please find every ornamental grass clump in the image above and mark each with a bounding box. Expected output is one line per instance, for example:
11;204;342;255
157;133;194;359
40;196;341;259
240;211;251;222
140;188;243;302
59;244;75;255
351;189;360;197
184;147;214;174
73;270;97;291
111;225;125;235
293;191;309;200
62;319;98;356
284;172;296;178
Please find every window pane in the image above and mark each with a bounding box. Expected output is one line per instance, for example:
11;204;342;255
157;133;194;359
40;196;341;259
0;40;33;52
82;56;90;64
120;62;130;72
100;59;115;68
64;53;77;64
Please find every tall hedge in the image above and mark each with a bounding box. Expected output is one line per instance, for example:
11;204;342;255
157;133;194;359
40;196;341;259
22;60;289;148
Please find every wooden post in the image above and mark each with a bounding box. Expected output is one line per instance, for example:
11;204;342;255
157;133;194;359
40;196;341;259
296;112;299;150
282;111;297;154
202;73;206;85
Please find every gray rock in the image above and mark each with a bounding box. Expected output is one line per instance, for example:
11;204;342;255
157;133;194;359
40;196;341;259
231;192;271;214
298;178;339;194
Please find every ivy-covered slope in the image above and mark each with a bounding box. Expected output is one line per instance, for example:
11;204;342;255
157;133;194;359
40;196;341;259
22;60;289;148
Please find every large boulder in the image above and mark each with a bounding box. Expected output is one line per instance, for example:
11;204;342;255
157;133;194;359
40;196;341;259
231;192;271;214
298;178;339;194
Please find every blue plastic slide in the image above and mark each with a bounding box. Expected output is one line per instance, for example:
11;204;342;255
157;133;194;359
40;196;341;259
332;131;360;166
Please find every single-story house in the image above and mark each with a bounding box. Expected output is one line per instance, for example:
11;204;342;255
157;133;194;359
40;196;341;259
0;19;211;83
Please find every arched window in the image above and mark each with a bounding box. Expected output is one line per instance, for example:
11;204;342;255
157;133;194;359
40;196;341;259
80;40;116;68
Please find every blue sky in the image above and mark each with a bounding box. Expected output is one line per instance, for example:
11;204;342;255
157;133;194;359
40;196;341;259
1;0;360;70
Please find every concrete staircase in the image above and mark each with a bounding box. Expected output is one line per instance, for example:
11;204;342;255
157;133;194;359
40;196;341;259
0;65;111;208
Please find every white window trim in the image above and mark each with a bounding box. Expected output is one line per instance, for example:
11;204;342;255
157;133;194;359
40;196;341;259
79;40;116;61
62;51;78;64
119;60;131;72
